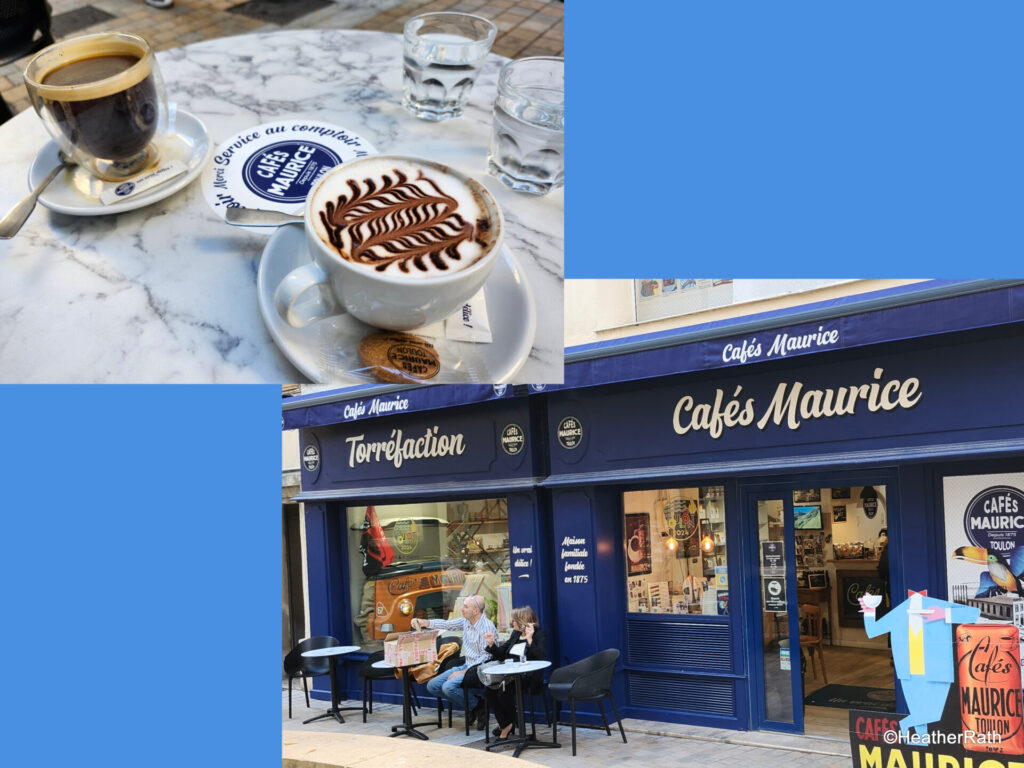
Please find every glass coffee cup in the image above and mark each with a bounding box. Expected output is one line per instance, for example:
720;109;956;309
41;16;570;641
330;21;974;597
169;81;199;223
24;32;167;181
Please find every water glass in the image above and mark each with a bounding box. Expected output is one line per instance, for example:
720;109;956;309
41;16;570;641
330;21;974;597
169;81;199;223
487;56;564;195
402;12;497;121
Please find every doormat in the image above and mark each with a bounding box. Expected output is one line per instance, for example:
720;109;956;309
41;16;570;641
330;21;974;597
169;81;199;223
804;684;896;712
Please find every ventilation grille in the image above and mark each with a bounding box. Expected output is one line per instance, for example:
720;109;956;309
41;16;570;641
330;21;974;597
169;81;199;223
627;671;735;716
626;619;732;671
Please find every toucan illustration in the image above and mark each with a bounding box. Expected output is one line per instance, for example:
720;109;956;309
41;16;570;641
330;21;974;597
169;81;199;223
952;545;1024;596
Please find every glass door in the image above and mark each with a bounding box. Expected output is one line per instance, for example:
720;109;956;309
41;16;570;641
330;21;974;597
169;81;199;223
751;494;803;731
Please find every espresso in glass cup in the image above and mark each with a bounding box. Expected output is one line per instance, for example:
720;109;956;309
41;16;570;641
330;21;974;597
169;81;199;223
274;155;504;331
24;32;167;181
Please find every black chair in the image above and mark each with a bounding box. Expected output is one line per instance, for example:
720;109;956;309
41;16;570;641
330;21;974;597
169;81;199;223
0;1;54;124
360;649;428;723
548;648;627;756
283;635;340;719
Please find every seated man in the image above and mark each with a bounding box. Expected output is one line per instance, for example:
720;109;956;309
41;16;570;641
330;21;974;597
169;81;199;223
411;594;495;728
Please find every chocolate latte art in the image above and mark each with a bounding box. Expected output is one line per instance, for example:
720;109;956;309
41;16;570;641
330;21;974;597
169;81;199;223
312;158;493;278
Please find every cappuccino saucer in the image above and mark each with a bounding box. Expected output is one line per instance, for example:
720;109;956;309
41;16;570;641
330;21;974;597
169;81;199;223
256;223;536;384
27;109;212;216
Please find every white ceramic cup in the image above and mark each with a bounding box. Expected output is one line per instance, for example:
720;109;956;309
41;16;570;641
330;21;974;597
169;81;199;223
274;155;504;331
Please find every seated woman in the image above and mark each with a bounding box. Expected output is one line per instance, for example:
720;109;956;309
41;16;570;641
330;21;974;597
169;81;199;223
482;606;546;741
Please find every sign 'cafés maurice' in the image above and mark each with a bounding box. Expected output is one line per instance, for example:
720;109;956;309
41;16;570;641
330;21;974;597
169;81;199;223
673;367;922;439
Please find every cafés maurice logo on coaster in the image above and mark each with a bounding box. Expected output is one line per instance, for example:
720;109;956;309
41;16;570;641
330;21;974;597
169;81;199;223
720;324;840;365
345;426;466;469
204;120;376;213
672;367;922;438
241;140;342;204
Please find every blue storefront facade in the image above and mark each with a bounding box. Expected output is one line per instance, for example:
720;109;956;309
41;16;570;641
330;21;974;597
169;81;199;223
284;280;1024;734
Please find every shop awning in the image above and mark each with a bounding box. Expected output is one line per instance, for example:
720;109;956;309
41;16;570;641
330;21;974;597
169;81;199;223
540;436;1024;487
282;384;531;431
553;279;1024;393
291;475;546;502
282;280;1024;430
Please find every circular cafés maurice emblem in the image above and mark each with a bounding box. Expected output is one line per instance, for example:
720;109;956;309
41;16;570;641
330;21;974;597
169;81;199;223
302;444;320;472
557;416;583;450
501;423;525;455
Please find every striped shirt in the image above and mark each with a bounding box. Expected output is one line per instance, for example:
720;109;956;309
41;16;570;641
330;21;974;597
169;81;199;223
427;614;496;667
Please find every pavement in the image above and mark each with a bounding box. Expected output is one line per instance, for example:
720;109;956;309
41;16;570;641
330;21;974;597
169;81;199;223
1;0;564;117
283;686;855;768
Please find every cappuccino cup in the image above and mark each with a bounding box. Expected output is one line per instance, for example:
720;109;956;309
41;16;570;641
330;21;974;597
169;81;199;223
275;155;504;331
24;32;167;181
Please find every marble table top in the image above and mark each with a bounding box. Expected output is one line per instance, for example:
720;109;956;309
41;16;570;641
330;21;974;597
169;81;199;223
0;29;563;383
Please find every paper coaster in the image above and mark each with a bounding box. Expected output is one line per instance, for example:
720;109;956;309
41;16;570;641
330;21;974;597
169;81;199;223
201;119;377;218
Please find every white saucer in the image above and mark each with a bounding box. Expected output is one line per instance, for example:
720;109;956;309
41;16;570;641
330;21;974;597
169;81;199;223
28;110;212;216
256;223;536;384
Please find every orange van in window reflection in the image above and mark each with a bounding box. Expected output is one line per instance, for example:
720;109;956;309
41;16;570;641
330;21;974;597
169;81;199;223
370;561;466;639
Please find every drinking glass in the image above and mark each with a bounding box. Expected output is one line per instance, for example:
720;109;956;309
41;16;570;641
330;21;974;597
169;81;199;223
487;57;564;196
402;12;497;121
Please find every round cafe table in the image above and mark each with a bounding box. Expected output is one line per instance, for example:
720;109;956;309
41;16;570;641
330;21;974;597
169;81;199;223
0;29;563;384
480;659;560;759
301;645;362;725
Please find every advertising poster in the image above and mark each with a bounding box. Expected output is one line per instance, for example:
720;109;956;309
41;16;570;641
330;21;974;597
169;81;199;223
944;473;1024;637
849;623;1024;766
625;512;652;576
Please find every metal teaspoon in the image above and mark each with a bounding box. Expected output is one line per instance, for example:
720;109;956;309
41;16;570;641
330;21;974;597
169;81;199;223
0;152;75;240
224;207;304;227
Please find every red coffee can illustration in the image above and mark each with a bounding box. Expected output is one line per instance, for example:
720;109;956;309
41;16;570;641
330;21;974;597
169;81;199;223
956;623;1024;754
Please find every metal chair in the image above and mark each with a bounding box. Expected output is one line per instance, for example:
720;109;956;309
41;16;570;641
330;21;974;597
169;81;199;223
548;648;627;756
0;1;54;124
283;636;340;719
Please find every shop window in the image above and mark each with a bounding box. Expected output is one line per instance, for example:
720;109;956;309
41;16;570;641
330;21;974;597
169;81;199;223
623;486;727;615
346;499;511;651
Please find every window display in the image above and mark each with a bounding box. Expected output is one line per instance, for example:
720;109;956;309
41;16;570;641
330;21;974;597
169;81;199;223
347;499;511;651
622;486;727;615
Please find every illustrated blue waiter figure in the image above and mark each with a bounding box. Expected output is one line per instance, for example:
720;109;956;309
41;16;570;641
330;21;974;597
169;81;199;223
858;589;980;735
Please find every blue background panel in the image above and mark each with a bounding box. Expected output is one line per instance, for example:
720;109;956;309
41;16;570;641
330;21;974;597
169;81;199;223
574;2;1024;275
0;385;281;767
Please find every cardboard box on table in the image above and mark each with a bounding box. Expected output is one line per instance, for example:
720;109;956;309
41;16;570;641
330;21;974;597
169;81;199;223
384;629;440;667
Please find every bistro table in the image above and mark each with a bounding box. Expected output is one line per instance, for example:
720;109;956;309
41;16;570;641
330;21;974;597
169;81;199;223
371;658;438;740
481;659;560;759
0;29;563;384
301;645;362;725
